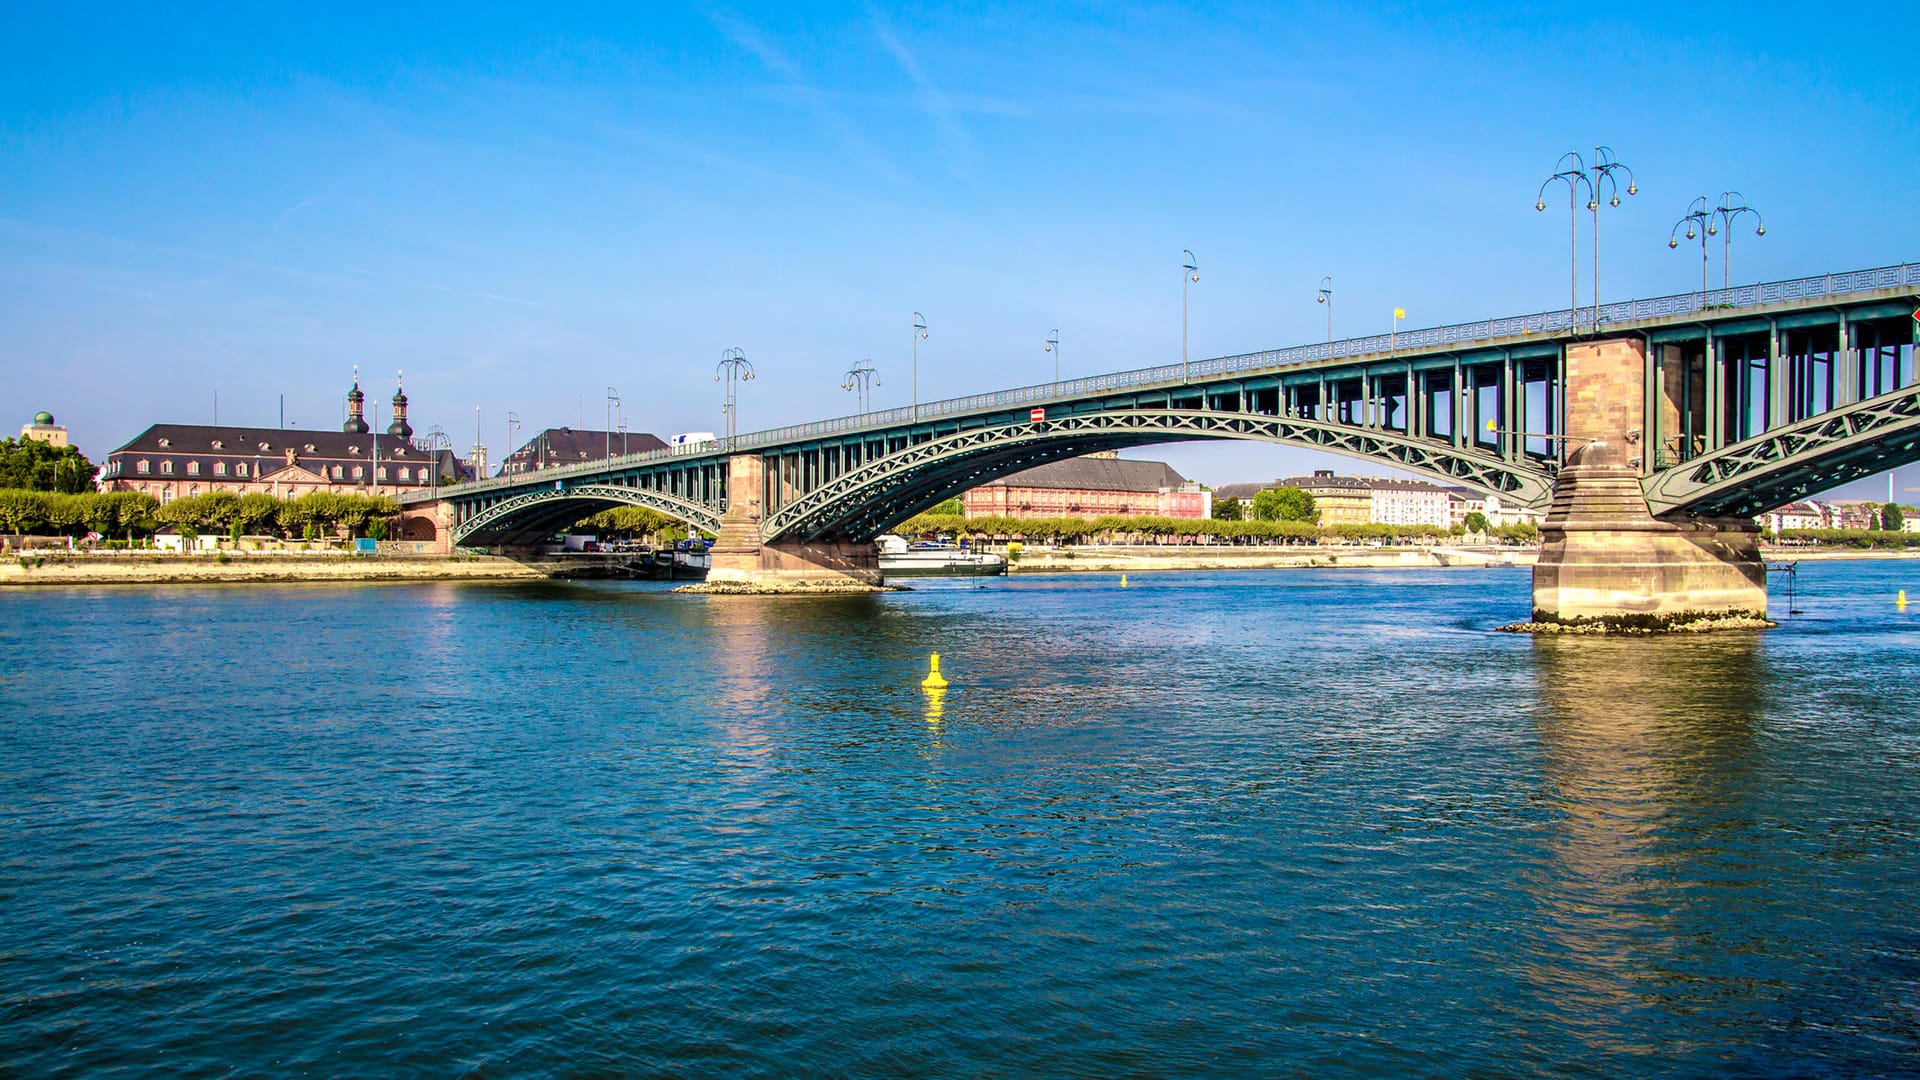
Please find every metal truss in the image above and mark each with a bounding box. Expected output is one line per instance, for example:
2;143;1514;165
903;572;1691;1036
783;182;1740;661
452;483;723;545
1644;387;1920;519
762;409;1556;542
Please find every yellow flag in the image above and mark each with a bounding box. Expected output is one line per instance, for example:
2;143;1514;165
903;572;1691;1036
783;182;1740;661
1393;307;1406;319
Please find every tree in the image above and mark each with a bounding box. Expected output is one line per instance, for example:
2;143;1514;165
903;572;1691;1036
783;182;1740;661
1884;502;1906;532
0;437;96;493
926;497;964;516
1251;486;1316;523
1213;496;1244;521
1463;511;1490;535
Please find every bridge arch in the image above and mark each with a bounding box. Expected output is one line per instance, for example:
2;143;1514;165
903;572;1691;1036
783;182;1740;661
452;484;722;547
761;409;1556;543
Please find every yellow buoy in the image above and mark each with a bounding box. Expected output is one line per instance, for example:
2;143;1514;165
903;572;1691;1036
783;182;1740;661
921;653;949;690
1120;573;1128;587
1900;589;1909;608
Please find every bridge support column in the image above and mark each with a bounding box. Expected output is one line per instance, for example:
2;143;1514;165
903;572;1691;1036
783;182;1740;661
1532;338;1768;625
705;454;884;591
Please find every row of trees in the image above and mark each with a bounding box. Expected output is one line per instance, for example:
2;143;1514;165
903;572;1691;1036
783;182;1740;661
894;511;1539;546
1212;487;1317;523
0;489;401;540
1771;528;1918;549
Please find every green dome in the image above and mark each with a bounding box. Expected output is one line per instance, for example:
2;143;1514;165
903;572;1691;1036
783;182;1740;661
33;411;53;425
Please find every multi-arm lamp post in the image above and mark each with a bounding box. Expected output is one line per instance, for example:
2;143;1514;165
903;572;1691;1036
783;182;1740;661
1536;151;1595;334
1669;196;1715;303
1045;329;1060;383
716;347;754;450
1181;249;1199;383
911;313;928;421
1585;146;1637;325
504;411;521;476
1712;192;1765;300
842;358;879;413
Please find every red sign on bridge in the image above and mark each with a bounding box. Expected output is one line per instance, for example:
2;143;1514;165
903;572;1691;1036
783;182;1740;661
1030;408;1046;423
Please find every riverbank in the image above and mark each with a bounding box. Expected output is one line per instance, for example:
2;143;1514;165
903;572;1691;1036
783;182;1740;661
998;544;1537;574
0;552;548;588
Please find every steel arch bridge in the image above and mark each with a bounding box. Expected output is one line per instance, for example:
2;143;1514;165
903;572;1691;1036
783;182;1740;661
410;262;1920;550
450;484;722;548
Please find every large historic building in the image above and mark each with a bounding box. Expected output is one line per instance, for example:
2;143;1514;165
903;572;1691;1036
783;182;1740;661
98;377;474;502
961;453;1211;519
497;426;670;475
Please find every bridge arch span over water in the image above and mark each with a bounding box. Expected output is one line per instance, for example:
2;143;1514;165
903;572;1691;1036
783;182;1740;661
760;409;1554;544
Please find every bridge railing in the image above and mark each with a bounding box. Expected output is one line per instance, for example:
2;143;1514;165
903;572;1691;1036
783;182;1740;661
423;262;1920;499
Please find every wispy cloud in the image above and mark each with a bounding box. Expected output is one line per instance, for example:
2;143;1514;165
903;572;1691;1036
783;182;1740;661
868;7;978;174
703;7;902;183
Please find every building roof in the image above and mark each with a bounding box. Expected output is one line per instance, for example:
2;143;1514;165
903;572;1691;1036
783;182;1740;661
1285;474;1371;493
105;423;474;481
500;427;669;472
977;456;1189;493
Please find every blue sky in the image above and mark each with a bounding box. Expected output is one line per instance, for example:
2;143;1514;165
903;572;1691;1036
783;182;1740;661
5;3;1919;495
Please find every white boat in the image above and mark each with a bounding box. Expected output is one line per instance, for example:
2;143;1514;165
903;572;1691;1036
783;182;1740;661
876;534;1007;577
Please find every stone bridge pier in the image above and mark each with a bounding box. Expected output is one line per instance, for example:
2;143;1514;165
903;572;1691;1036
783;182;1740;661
1534;339;1766;624
706;454;882;589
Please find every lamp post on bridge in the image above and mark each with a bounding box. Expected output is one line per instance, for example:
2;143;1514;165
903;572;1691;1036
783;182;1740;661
1045;329;1060;383
716;347;754;450
1316;277;1333;357
1669;196;1715;305
605;387;621;461
1586;146;1637;326
505;411;521;476
1712;192;1765;302
911;313;928;421
1536;151;1594;334
1182;250;1199;384
842;358;879;413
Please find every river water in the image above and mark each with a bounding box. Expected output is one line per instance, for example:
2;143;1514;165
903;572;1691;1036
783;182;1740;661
3;563;1917;1077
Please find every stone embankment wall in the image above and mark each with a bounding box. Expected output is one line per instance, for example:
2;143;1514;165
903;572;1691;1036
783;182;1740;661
0;553;547;588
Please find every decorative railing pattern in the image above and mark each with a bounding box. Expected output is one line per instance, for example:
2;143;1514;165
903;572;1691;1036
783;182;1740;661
420;262;1919;501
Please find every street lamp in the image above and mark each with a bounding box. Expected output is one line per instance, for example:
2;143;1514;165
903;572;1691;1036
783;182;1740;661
426;424;449;496
1182;250;1199;383
716;346;755;449
911;312;928;421
1712;192;1765;301
1587;146;1637;325
1669;196;1715;303
842;358;880;413
1045;330;1060;383
505;411;521;476
1536;151;1594;334
1316;276;1333;357
605;387;621;461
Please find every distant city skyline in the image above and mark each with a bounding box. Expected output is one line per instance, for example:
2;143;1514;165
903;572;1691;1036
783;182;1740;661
5;4;1918;499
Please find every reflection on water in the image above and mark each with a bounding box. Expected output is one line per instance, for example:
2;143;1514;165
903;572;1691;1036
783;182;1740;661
1;566;1916;1077
1525;633;1769;1058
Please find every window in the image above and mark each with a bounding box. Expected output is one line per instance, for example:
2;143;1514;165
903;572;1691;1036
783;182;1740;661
352;466;364;479
158;438;170;447
397;467;410;481
331;465;343;479
186;461;200;476
137;460;150;475
160;460;174;475
236;463;248;478
213;462;227;476
211;440;224;450
377;466;388;480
